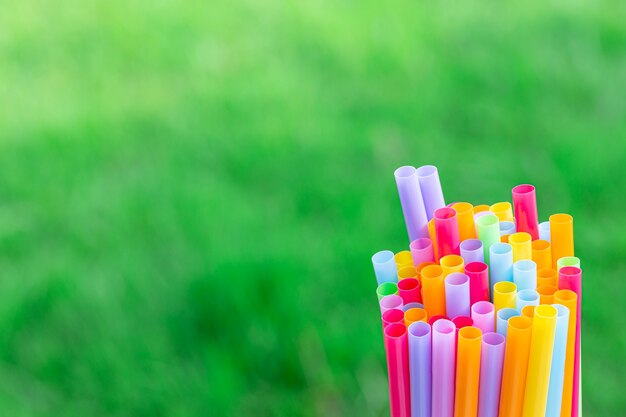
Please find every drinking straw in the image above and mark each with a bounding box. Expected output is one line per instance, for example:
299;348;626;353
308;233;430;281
403;302;425;312
557;256;580;271
522;305;558;417
496;308;519;336
473;204;490;214
558;267;582;417
399;266;418;280
537;268;558;288
474;211;495;220
531;239;552;270
455;326;482;417
428;219;440;262
499;221;516;236
453;202;476;241
471;301;495;334
499;316;533;417
445;273;471;319
549;213;574;269
513;260;537;291
416;261;437;282
417;165;446;220
500;234;510;243
384;323;411;417
410;238;435;267
377;282;399;301
489;243;514;286
521;305;535;320
546;304;570;417
434;207;461;257
478;332;506;417
398;278;422;304
441;255;464;277
509;232;532;262
408;322;432;417
512;184;539;240
395;250;415;268
465;262;490;305
380;294;404;314
383;308;406;329
395;166;430;242
373;250;398;285
428;315;448;326
490;202;514;222
421;265;446;317
459;239;484;264
553;289;577;417
405;307;428;326
537;285;558;304
516;289;539;312
432;319;457;417
539;221;551;242
452;316;473;330
493;281;517;313
476;214;500;263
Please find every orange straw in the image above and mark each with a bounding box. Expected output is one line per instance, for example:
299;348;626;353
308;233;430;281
499;316;533;417
537;285;558;304
405;307;428;326
421;264;446;317
537;269;558;288
554;289;578;417
416;261;437;284
473;204;490;214
549;214;574;269
453;202;476;241
455;326;482;417
532;240;552;270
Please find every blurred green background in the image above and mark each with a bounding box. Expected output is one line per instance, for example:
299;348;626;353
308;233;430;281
0;0;625;416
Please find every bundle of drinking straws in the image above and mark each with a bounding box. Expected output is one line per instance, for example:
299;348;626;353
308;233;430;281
372;165;581;417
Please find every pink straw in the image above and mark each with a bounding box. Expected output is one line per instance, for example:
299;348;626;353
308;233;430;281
384;323;411;417
464;261;490;305
434;207;461;257
398;278;422;304
410;238;435;267
380;295;404;315
432;319;456;417
471;301;495;334
512;184;539;240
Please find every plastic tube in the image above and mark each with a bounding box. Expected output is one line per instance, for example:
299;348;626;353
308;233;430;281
410;238;435;267
417;165;446;221
478;332;506;417
537;285;558;304
549;214;574;269
465;262;490;305
513;260;537;291
489;243;514;286
499;316;533;417
496;308;519;336
399;266;418;280
516;289;539;312
557;256;580;271
460;239;484;264
509;232;532;262
405;307;428;326
522;305;557;417
474;211;495;220
558;267;582;417
499;221;516;236
395;251;414;269
380;295;404;314
403;303;425;312
493;281;517;313
539;221;551;242
428;219;440;262
408;322;432;417
440;255;465;277
537;269;557;288
421;265;446;318
373;250;398;285
553;289;577;417
490;202;514;222
398;278;422;305
546;304;570;417
452;316;473;330
453;202;476;241
383;308;406;328
455;326;482;417
473;204;490;214
444;273;471;319
512;184;539;240
432;319;456;417
531;239;552;270
428;315;448;326
471;301;495;334
521;305;535;320
434;207;461;257
500;234;510;243
377;282;399;301
384;323;411;417
416;261;437;283
476;214;500;263
395;166;430;242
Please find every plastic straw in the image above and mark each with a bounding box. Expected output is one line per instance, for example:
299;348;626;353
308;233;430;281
452;316;473;330
455;326;482;417
537;285;558;304
380;294;404;314
557;256;580;271
399;266;418;280
395;250;414;268
546;304;570;417
473;204;490;214
373;250;398;285
549;213;574;269
460;239;484;264
513;260;537;291
398;278;422;305
428;219;440;262
421;265;446;318
489;243;514;287
512;184;539;240
465;261;490;305
500;234;510;243
499;316;533;417
395;166;430;242
444;273;471;319
471;301;495;334
384;323;411;417
432;319;456;417
428;315;448;326
522;305;557;417
408;322;432;417
417;165;446;221
478;332;506;417
516;289;539;312
496;308;519;336
474;211;495;220
416;261;437;282
490;202;514;222
499;221;516;236
509;232;532;262
537;268;557;288
378;282;399;301
521;305;535;320
403;303;425;312
531;239;552;270
405;307;428;326
434;207;461;257
553;289;577;417
410;238;435;267
453;202;476;241
440;254;465;277
383;308;406;329
476;214;500;263
493;281;517;313
539;221;551;242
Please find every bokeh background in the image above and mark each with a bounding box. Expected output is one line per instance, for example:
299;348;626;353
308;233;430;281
1;0;625;416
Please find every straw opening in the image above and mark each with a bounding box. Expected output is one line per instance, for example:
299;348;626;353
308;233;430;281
441;255;463;268
472;301;494;315
508;316;532;330
408;321;430;338
512;184;535;195
515;260;536;272
465;261;487;273
445;272;469;286
483;332;505;346
535;304;557;319
372;250;394;264
416;165;437;178
398;278;419;291
460;239;482;251
549;213;573;224
433;319;455;334
518;289;539;302
459;326;482;340
490;243;512;255
385;322;407;338
509;232;531;244
494;281;516;294
394;166;416;179
410;238;432;251
476;214;498;227
434;207;456;220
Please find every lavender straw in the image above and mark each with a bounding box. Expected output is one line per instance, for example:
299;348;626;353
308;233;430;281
409;322;432;417
395;166;430;242
432;319;456;417
416;165;446;220
478;333;506;417
460;239;484;264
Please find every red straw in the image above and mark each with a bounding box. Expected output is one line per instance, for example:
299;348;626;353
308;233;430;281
384;323;411;417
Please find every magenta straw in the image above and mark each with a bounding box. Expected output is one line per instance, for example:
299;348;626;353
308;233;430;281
471;301;495;334
416;165;446;220
512;184;539;240
385;323;411;417
428;315;448;326
408;322;432;417
559;266;582;417
460;239;484;264
434;207;461;257
410;238;435;266
432;319;456;417
444;273;471;319
465;261;490;305
395;166;430;242
452;316;473;330
478;333;506;417
398;278;422;305
383;308;406;329
380;295;404;315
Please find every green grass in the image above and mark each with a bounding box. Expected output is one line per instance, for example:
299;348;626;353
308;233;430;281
0;0;625;415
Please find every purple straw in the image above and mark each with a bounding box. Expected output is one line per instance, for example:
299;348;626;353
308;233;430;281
460;239;484;264
432;319;456;417
395;166;430;242
471;301;495;334
416;165;446;220
409;322;432;417
478;332;506;417
380;295;405;315
444;273;471;319
410;238;435;266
